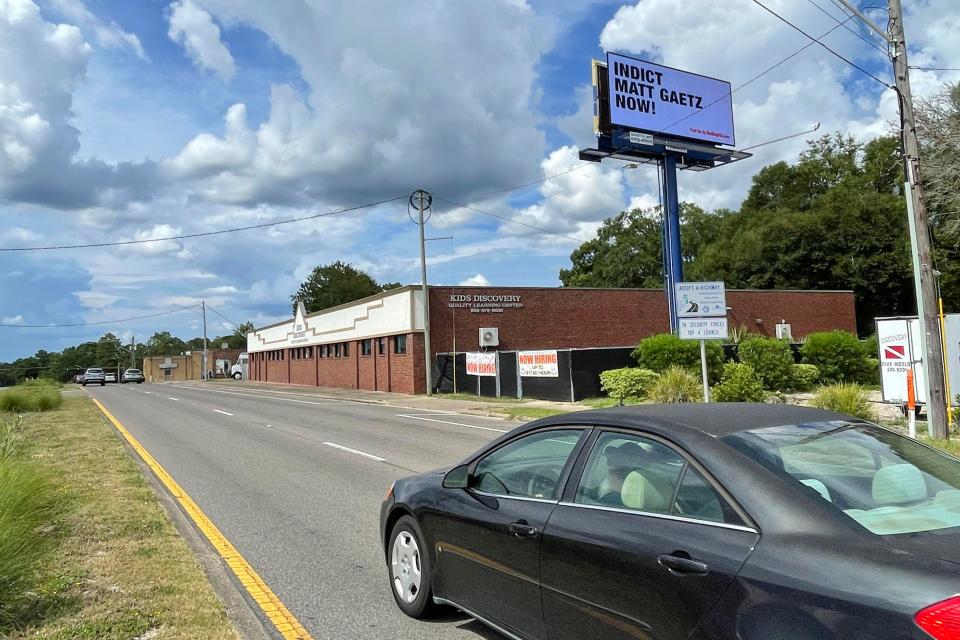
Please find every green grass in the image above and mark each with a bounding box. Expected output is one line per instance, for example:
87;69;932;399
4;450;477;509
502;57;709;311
0;380;62;413
435;392;529;404
923;437;960;458
3;398;239;640
579;397;645;409
492;406;570;421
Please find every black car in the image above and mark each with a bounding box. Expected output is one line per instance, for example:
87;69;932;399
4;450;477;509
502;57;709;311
380;404;960;640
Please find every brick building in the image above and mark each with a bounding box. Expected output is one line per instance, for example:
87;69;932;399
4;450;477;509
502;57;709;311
143;348;245;382
247;285;857;395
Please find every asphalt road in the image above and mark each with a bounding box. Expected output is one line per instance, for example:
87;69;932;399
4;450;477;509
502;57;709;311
85;382;517;640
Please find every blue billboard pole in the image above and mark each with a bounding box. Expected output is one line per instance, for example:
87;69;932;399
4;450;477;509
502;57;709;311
662;154;682;333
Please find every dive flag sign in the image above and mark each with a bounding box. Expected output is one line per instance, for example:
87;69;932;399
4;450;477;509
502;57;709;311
606;52;735;146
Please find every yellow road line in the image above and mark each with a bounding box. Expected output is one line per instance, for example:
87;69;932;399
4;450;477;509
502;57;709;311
92;398;313;640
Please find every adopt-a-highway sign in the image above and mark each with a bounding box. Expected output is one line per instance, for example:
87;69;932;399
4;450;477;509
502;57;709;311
675;281;726;317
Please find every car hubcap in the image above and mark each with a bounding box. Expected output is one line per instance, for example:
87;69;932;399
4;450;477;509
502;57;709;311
391;530;422;604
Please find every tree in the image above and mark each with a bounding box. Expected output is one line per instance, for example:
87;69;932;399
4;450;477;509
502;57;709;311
235;321;255;337
146;331;187;356
96;333;122;370
291;261;398;314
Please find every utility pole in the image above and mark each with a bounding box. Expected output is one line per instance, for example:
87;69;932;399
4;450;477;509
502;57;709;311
411;190;433;396
202;301;210;382
131;336;136;369
835;0;949;437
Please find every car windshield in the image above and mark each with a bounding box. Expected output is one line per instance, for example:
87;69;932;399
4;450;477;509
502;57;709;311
723;421;960;536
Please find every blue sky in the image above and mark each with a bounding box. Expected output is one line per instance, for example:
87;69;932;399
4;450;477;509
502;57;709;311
0;0;958;361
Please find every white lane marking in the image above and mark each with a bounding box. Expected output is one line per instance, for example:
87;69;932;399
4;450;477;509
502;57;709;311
168;397;180;401
174;386;343;407
396;414;508;433
322;442;385;462
143;391;152;394
213;409;234;416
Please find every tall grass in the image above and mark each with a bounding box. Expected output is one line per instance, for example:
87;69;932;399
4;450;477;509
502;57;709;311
0;411;64;631
0;380;62;413
810;383;875;420
648;366;703;403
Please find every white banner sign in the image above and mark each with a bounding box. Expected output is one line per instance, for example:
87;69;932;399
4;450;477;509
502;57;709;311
518;350;559;378
466;352;497;377
678;317;728;340
675;281;727;318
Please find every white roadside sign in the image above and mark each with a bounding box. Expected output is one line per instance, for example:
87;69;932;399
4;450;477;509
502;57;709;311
678;317;729;340
518;350;559;377
466;352;497;377
675;281;727;318
877;317;926;405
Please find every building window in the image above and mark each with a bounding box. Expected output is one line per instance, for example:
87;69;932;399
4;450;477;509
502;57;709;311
335;344;342;358
394;335;407;354
306;346;313;359
343;342;350;357
378;338;386;355
321;344;328;358
361;339;372;356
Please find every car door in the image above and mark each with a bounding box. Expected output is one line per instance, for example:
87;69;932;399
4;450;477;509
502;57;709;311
431;428;587;640
540;430;760;640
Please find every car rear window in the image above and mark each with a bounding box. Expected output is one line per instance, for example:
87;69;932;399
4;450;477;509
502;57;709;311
87;369;103;373
127;369;141;374
724;422;960;536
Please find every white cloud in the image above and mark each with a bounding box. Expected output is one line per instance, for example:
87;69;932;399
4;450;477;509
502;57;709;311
8;227;41;243
459;273;491;287
165;103;251;178
166;0;551;206
167;0;235;81
47;0;148;60
1;314;24;324
116;224;188;257
0;0;159;208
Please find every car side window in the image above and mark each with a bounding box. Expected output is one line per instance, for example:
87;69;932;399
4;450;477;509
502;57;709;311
575;432;743;525
472;429;583;500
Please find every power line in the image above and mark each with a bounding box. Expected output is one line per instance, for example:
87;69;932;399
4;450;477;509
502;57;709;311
805;0;889;55
751;0;893;88
0;196;405;252
206;305;241;330
432;196;583;243
0;306;199;328
910;66;960;72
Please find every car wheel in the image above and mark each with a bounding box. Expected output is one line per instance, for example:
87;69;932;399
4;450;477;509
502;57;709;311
101;382;105;386
137;381;142;384
82;382;86;387
388;515;437;619
233;372;242;380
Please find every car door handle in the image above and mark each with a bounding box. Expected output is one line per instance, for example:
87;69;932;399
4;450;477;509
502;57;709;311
658;554;709;575
509;521;540;538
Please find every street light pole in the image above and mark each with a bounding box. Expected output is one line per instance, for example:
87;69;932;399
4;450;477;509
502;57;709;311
202;301;209;382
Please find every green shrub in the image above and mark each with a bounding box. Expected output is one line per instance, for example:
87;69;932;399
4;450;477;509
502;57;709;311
648;366;703;403
713;363;765;402
862;358;881;386
800;330;871;383
861;334;879;359
0;461;63;628
599;368;659;401
0;416;21;464
790;364;821;391
737;336;795;391
632;333;724;380
0;383;62;413
810;383;875;420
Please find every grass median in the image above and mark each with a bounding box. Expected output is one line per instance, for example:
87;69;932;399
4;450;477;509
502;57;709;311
2;396;239;640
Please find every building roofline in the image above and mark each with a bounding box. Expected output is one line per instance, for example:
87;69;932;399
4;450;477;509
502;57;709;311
253;285;855;332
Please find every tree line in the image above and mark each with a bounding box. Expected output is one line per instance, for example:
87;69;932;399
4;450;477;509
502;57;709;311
0;323;254;385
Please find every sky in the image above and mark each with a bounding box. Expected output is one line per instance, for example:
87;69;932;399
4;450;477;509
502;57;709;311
0;0;958;361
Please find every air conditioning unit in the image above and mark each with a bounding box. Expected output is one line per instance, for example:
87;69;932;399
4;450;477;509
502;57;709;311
479;327;499;348
775;322;793;341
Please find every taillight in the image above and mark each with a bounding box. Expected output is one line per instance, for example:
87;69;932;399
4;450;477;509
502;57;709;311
916;596;960;639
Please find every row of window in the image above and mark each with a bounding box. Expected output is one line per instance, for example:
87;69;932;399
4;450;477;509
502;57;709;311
360;335;406;356
255;335;408;362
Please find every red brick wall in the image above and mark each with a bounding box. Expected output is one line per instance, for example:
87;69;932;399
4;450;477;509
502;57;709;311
318;345;357;389
265;352;289;383
428;287;857;356
385;333;420;395
375;338;391;392
290;351;316;386
358;339;376;390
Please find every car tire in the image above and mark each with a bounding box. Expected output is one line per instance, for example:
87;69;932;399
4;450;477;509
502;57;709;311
100;382;105;386
137;381;142;384
388;515;437;619
82;382;86;387
233;372;242;380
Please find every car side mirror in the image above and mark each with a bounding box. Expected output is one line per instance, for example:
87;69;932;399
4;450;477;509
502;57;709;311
443;464;470;489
